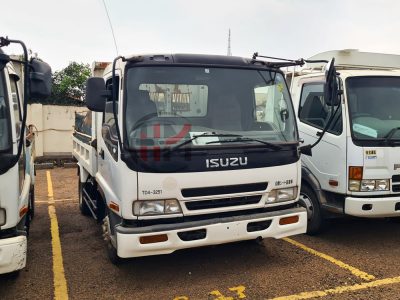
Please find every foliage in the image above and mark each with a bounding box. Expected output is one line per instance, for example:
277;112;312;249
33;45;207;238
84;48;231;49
52;62;91;101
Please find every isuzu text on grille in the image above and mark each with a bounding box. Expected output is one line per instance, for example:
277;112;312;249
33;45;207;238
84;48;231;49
206;157;248;168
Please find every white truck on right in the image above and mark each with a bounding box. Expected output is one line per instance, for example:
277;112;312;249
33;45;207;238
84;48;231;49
291;49;400;234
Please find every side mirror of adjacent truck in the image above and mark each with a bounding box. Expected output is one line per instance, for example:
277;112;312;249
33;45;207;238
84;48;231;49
299;144;312;156
29;58;52;98
85;77;110;112
324;58;340;106
0;53;10;71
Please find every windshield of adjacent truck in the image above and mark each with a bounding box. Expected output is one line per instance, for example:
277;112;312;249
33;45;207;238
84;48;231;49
125;66;297;150
0;72;11;151
347;77;400;141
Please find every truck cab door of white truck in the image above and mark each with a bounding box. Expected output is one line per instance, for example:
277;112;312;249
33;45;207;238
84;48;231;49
297;81;347;193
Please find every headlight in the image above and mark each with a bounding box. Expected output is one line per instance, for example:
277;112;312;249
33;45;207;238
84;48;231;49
0;208;6;226
349;179;390;192
349;180;361;191
376;179;390;191
267;187;298;204
360;180;376;191
133;200;182;216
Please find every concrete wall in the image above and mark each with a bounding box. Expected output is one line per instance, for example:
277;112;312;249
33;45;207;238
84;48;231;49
27;104;88;157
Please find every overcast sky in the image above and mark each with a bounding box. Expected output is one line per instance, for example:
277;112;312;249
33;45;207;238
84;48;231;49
1;0;400;71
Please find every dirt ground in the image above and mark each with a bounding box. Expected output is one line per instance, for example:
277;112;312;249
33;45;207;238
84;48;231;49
1;168;400;299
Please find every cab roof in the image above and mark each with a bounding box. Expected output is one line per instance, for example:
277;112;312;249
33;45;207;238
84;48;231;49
97;53;282;77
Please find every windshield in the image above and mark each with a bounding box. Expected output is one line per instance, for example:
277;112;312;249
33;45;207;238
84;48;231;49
347;77;400;141
125;66;297;150
0;72;10;151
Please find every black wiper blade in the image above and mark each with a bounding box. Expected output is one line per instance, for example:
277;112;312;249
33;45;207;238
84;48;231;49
384;127;400;141
206;137;282;150
163;132;242;154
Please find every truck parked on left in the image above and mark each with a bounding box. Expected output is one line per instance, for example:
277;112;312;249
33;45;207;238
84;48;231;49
0;37;51;275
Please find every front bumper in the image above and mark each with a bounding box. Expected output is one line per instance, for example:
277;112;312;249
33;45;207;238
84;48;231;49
0;236;27;274
345;196;400;217
115;207;307;258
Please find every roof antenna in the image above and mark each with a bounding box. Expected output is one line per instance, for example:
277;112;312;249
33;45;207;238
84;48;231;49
227;29;232;56
102;0;119;56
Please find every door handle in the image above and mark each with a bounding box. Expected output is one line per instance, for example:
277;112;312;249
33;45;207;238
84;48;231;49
99;149;104;159
316;131;322;137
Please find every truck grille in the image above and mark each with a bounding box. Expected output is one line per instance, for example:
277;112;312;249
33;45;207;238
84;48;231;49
392;175;400;193
185;195;262;211
181;182;268;198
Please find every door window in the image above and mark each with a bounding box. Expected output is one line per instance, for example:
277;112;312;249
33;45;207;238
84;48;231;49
299;82;342;135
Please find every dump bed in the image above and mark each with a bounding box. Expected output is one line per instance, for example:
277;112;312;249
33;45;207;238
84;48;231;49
72;111;97;177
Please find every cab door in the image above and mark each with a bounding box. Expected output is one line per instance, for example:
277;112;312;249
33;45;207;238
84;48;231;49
297;80;347;194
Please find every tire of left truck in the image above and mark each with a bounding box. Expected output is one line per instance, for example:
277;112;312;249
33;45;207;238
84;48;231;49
78;179;91;216
28;187;35;221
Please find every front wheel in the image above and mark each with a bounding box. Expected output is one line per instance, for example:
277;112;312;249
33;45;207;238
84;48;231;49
298;185;324;235
103;214;123;265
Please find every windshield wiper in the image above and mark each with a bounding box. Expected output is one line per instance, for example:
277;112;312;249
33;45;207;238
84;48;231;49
384;127;400;144
206;137;283;150
163;132;242;154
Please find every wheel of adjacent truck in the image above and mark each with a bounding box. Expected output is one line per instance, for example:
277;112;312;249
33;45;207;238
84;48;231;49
78;178;91;216
28;187;35;221
298;185;324;235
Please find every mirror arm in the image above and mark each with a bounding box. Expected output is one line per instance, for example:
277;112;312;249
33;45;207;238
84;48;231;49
111;55;125;155
0;37;29;169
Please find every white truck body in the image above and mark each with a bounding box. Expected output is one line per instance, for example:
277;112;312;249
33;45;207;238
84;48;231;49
0;57;33;274
73;54;307;261
291;50;400;230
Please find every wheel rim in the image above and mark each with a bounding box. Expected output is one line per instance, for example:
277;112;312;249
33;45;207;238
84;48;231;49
299;192;314;220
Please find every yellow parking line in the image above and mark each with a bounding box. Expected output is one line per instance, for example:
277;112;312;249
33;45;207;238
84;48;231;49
270;275;400;300
282;238;375;281
47;171;69;300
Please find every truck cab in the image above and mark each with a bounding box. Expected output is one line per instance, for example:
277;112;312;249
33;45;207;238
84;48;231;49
0;39;51;274
291;49;400;233
74;54;307;263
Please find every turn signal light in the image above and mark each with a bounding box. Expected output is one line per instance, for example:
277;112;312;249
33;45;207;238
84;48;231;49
109;202;120;212
349;166;363;180
139;234;168;244
279;215;299;225
19;206;28;217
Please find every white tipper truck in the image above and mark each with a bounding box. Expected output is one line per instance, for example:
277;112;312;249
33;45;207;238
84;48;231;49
290;49;400;234
72;53;319;264
0;37;51;274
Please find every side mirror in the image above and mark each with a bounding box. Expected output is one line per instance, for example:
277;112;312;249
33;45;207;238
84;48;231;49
85;77;110;112
299;144;312;156
29;58;52;98
0;53;10;71
324;58;340;106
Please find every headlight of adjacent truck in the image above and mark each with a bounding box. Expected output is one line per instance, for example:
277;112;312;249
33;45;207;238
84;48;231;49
133;199;182;216
0;208;6;226
266;187;298;203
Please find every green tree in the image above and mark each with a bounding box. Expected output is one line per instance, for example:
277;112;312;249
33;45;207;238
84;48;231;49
51;62;91;102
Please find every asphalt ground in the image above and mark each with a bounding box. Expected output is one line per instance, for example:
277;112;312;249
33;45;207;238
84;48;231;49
1;168;400;299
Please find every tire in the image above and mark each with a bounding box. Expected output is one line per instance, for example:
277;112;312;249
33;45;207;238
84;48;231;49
298;185;324;235
107;241;122;265
103;214;123;265
78;179;90;216
28;187;35;221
